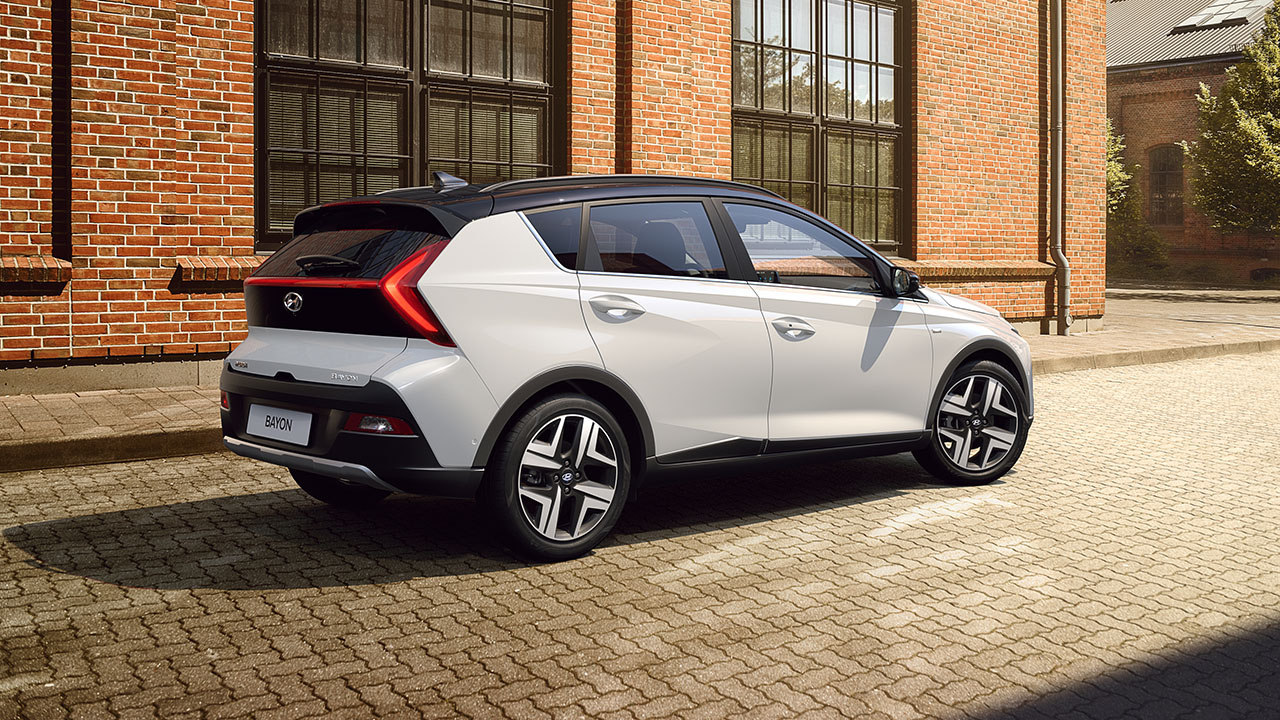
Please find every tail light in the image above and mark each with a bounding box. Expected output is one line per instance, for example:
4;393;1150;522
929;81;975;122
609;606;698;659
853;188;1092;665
379;241;455;347
220;391;230;410
343;413;415;436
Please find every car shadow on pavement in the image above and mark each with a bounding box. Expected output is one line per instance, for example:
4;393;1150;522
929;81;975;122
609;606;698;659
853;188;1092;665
978;622;1280;720
3;454;936;591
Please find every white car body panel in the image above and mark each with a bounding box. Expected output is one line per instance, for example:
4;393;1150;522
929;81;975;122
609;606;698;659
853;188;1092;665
577;272;773;455
754;284;935;438
371;339;498;467
226;327;406;387
420;212;604;406
919;288;1034;418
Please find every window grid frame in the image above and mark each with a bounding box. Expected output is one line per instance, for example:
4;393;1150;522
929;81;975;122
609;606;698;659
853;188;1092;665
731;0;907;256
1148;145;1185;227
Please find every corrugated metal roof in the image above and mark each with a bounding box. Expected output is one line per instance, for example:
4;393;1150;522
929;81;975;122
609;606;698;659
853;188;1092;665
1107;0;1268;69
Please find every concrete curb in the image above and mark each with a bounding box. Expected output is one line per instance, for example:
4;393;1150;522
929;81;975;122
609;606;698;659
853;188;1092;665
4;338;1279;473
0;427;225;473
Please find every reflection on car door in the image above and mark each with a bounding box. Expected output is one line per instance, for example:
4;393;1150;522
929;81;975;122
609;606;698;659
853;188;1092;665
578;200;773;460
722;202;934;442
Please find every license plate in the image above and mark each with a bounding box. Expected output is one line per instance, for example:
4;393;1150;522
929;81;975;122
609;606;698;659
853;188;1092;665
245;404;313;446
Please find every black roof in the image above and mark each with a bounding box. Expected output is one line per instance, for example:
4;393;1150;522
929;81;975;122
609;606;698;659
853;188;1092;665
293;174;786;237
1108;0;1268;70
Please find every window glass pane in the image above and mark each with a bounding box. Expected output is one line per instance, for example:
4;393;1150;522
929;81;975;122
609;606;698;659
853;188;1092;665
726;203;876;291
512;7;547;82
877;66;895;123
366;157;407;194
525;206;581;269
877;136;896;186
428;91;470;161
791;127;814;181
257;229;441;278
790;52;813;114
852;2;872;61
853;187;875;240
428;0;466;73
826;185;851;231
470;96;509;163
318;154;363;203
318;0;359;62
318;81;364;154
877;190;897;244
472;0;508;79
734;0;757;41
825;58;848;118
789;184;814;210
825;0;846;56
367;88;407;155
268;152;309;232
792;0;812;50
762;48;787;111
763;125;788;181
877;7;895;64
511;98;546;164
852;62;872;121
733;43;759;107
763;0;784;43
733;122;762;179
589;203;728;279
268;0;311;57
827;130;850;184
368;0;406;66
853;133;874;185
268;78;314;150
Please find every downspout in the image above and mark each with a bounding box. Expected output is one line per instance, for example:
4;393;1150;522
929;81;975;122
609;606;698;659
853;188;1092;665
1050;0;1072;334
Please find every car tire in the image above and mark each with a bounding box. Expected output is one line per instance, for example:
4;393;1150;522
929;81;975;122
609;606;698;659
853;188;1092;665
291;469;391;507
481;394;631;561
913;360;1029;486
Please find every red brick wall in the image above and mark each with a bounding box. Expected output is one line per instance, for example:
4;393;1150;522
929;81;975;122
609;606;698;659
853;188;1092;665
1;0;256;365
1;0;51;257
914;0;1105;321
1107;61;1278;266
569;0;618;174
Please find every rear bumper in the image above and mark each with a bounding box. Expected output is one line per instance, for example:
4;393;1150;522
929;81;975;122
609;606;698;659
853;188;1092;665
220;368;484;498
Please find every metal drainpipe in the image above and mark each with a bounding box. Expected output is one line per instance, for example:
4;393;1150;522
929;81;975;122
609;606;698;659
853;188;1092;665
1050;0;1072;334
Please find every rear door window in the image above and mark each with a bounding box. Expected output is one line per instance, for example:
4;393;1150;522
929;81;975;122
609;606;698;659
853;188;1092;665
586;202;728;279
254;229;444;279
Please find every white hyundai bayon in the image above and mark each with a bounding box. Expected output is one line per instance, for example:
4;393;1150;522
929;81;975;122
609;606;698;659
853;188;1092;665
222;173;1033;560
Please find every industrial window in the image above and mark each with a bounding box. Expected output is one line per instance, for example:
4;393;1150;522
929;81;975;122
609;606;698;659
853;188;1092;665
1148;146;1184;226
257;0;563;250
1172;0;1270;33
731;0;904;255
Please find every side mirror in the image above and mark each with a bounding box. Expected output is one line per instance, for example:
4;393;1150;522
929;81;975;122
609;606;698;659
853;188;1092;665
890;267;920;297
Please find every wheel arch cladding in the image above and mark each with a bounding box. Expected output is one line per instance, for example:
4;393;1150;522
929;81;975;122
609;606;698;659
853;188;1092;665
473;367;655;472
930;340;1032;427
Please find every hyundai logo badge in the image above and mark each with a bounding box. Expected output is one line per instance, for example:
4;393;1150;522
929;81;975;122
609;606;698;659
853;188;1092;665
283;291;303;313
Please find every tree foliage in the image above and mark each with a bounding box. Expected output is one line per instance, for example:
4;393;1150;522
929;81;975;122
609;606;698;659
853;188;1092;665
1106;119;1132;216
1185;0;1280;233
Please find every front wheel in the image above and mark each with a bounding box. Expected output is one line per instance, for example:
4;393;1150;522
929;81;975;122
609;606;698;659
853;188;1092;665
913;360;1029;485
481;395;631;561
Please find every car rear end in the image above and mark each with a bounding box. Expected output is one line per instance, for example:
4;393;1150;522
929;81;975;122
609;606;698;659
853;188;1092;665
220;199;496;498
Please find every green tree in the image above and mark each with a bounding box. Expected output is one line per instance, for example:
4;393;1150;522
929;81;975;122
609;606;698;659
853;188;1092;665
1106;119;1131;216
1184;0;1280;233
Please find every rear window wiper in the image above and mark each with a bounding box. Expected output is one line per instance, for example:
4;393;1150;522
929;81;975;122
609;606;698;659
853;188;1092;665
296;254;361;274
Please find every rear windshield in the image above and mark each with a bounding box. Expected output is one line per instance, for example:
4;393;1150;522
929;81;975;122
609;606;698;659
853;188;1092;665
254;229;446;279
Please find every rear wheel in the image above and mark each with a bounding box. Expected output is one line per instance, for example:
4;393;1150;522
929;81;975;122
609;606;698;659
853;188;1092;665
482;395;630;561
913;360;1029;485
290;469;391;507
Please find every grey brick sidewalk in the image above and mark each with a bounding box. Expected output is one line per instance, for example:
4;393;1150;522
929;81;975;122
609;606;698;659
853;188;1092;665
1;288;1277;472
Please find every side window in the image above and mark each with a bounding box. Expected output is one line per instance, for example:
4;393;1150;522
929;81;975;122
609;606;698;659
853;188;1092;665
587;202;729;279
725;203;879;293
525;206;582;269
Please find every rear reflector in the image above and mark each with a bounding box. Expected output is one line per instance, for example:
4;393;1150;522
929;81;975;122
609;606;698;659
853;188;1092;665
343;413;415;436
379;242;455;347
220;391;230;410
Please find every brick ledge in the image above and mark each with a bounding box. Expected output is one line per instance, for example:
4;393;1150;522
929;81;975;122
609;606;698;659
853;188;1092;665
0;255;73;284
896;259;1057;281
174;255;262;283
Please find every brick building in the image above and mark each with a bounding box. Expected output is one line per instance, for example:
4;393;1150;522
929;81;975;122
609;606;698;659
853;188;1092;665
1;0;1105;391
1107;0;1280;282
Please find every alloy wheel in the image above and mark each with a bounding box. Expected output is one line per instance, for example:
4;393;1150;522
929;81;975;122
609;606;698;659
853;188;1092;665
935;374;1020;473
516;413;620;542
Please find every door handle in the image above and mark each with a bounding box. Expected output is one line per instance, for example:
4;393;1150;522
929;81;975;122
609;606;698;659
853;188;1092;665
771;317;816;340
589;295;646;321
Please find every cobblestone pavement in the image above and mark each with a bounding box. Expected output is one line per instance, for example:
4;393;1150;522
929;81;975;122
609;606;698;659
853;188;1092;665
3;351;1280;719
